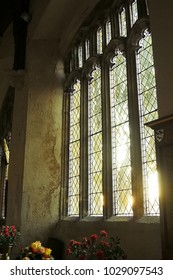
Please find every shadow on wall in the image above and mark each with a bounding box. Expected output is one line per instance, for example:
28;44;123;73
46;237;65;260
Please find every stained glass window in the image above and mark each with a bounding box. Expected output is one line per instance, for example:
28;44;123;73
136;30;159;215
110;52;133;216
88;68;103;216
68;80;81;216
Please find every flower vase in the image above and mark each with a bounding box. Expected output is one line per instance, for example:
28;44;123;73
0;245;13;260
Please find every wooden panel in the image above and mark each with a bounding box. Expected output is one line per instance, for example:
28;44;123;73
147;114;173;259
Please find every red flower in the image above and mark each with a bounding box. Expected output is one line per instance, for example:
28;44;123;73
100;230;108;237
69;239;75;246
11;225;16;232
66;231;126;260
79;255;86;260
95;250;105;259
90;234;98;240
66;248;72;255
5;227;9;233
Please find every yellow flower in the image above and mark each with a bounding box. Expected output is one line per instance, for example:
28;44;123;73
31;241;41;251
37;246;45;254
44;248;52;257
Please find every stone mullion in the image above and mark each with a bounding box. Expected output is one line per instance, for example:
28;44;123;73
113;10;119;37
80;77;89;218
126;0;131;35
61;91;70;219
102;21;107;52
126;47;144;218
137;0;148;18
102;60;113;219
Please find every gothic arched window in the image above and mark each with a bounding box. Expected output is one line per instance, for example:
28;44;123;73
62;0;159;219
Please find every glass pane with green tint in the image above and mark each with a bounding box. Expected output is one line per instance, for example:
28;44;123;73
130;0;138;26
78;44;83;67
110;52;133;216
136;30;159;215
97;27;103;54
85;39;90;60
68;80;81;216
106;19;112;45
119;7;127;37
88;68;103;215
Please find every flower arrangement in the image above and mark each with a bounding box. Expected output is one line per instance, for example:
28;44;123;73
0;225;20;246
66;230;127;260
17;241;54;260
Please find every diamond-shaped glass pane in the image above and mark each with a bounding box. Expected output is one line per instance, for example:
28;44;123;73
141;88;157;115
97;27;103;54
113;102;129;125
119;7;127;37
114;189;133;215
130;0;138;27
85;39;90;60
110;53;133;216
88;68;103;215
106;19;112;45
113;82;128;103
68;80;81;216
68;194;79;216
89;192;103;215
140;68;155;93
78;44;83;67
70;106;80;125
137;31;159;215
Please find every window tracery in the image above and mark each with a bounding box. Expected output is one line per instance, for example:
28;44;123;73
62;0;159;219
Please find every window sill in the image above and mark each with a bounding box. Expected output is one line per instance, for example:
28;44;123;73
61;215;160;224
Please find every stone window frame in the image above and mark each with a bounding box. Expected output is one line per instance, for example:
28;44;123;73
61;0;159;220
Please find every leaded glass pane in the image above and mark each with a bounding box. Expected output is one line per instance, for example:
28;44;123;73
68;81;81;216
74;47;78;69
97;27;103;54
136;30;159;215
106;19;112;45
78;44;83;67
110;52;133;216
85;39;90;60
130;0;138;27
88;68;103;215
119;7;127;37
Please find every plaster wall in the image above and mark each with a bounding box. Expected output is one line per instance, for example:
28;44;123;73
20;40;63;244
16;0;101;245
